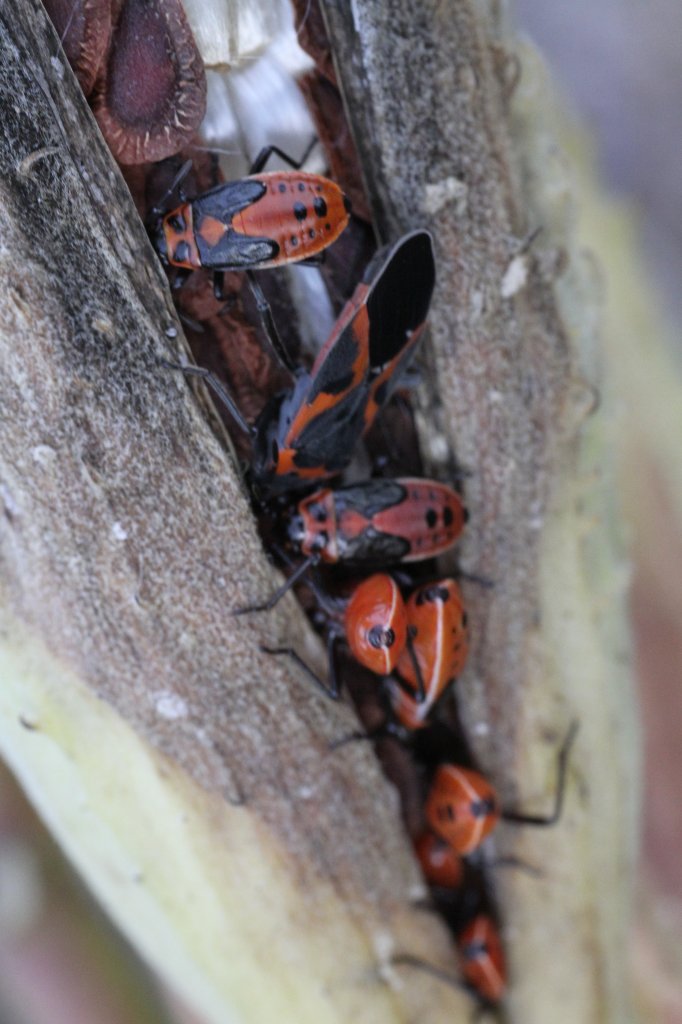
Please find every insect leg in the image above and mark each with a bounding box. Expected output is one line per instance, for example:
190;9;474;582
501;720;579;827
160;360;254;437
232;555;320;615
249;137;318;174
260;630;341;701
245;271;297;374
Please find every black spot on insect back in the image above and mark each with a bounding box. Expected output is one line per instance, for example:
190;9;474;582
313;196;328;217
473;797;497;818
293;201;307;221
426;508;438;528
369;626;395;650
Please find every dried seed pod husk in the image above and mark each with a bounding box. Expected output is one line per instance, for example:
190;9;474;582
92;0;206;165
43;0;111;94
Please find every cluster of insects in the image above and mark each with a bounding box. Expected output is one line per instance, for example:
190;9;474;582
150;142;577;1015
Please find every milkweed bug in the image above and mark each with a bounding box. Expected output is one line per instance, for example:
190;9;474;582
167;230;436;493
457;914;506;1005
261;572;416;701
426;765;500;855
261;572;467;721
344;573;408;677
415;830;541;895
414;830;465;889
392;918;506;1009
245;478;466;615
152;143;351;276
289;477;467;566
318;578;467;738
388;579;469;732
393;849;507;1008
153;143;352;374
425;721;579;855
251;230;435;490
393;845;507;1007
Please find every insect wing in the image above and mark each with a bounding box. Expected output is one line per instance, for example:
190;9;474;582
389;579;468;730
363;230;435;427
281;231;434;470
258;290;371;490
191;178;277;270
251;232;434;492
331;479;413;564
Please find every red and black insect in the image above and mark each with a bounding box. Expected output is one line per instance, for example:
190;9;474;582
237;476;465;621
152;144;351;275
414;827;541;895
251;230;435;491
261;572;411;701
424;721;578;855
457;914;506;1005
169;230;436;494
414;830;465;889
289;477;467;566
392;909;506;1008
338;577;467;731
344;573;408;677
425;765;500;855
396;829;507;1007
261;573;469;724
387;579;469;732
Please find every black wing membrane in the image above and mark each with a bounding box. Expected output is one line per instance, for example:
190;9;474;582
365;230;435;370
250;230;435;492
303;323;366;406
196;233;279;269
333;479;407;518
193;178;266;222
292;390;370;469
